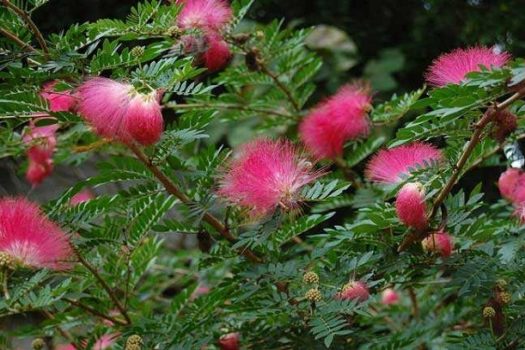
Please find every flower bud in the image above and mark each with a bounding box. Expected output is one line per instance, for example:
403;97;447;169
0;252;14;270
338;281;369;302
491;109;517;143
32;338;45;350
303;271;319;284
395;182;428;230
126;334;143;347
381;288;400;305
497;292;512;305
218;332;240;350
483;306;496;318
131;46;145;58
421;231;453;257
305;288;322;302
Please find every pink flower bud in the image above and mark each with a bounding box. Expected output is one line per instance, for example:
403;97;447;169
337;281;369;302
26;158;53;186
70;190;95;206
40;80;76;112
23;121;59;186
422;231;453;258
381;288;400;305
395;182;428;230
202;34;231;72
77;78;164;146
218;332;240;350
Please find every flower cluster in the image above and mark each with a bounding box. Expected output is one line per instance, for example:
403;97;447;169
299;83;372;159
425;46;510;87
498;168;525;223
23;121;59;186
422;231;453;257
218;139;321;217
0;197;73;270
177;0;232;71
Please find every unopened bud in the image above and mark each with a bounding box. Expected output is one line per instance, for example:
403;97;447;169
496;279;508;289
0;252;14;270
491;109;517;143
255;31;264;40
395;182;428;230
305;288;322;302
303;271;319;284
32;338;45;350
131;46;145;58
498;292;512;305
422;231;453;258
483;306;496;318
165;26;180;37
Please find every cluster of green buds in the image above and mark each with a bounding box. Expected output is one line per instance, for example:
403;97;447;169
125;334;143;350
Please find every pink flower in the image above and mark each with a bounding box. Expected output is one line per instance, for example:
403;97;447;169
365;142;443;184
77;78;164;145
40;80;76;112
70;190;95;206
0;197;73;270
23;121;59;186
218;139;321;216
498;168;523;202
218;332;240;350
337;281;369;302
395;182;428;230
299;83;372;159
425;46;510;87
422;231;453;258
177;0;232;32
202;34;231;72
381;288;400;305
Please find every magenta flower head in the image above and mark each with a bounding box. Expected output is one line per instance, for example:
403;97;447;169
23;121;59;186
395;182;428;230
218;332;240;350
422;231;453;258
218;139;322;217
202;33;232;72
337;280;369;302
77;78;164;146
425;46;510;87
177;0;232;32
365;142;443;184
299;83;372;159
0;197;73;270
40;80;76;112
381;288;400;305
498;168;525;204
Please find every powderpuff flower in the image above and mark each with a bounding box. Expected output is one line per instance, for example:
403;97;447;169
365;142;443;184
70;190;95;206
202;34;231;71
218;332;240;350
57;334;118;350
23;121;59;186
421;231;453;258
395;182;428;230
425;46;510;87
218;139;321;217
40;80;76;112
299;83;372;159
337;281;369;302
498;168;523;202
177;0;232;32
381;288;400;305
0;197;73;270
77;78;164;146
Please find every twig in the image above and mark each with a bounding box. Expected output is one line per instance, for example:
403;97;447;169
2;0;49;55
258;64;301;112
127;143;262;263
166;102;293;118
429;90;525;220
0;27;36;52
407;287;419;318
64;298;128;326
42;310;80;349
73;248;132;325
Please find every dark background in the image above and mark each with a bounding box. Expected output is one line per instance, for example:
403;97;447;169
33;0;525;94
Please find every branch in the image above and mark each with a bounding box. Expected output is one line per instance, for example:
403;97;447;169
165;102;293;118
0;27;36;52
72;248;132;325
1;0;49;56
42;310;80;349
127;143;263;263
64;298;128;326
258;64;301;112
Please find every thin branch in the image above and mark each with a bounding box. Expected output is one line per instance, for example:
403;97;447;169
407;287;419;318
127;142;262;263
1;0;49;55
64;298;128;326
333;157;362;188
72;248;132;325
258;64;301;112
0;27;36;52
166;102;293;118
